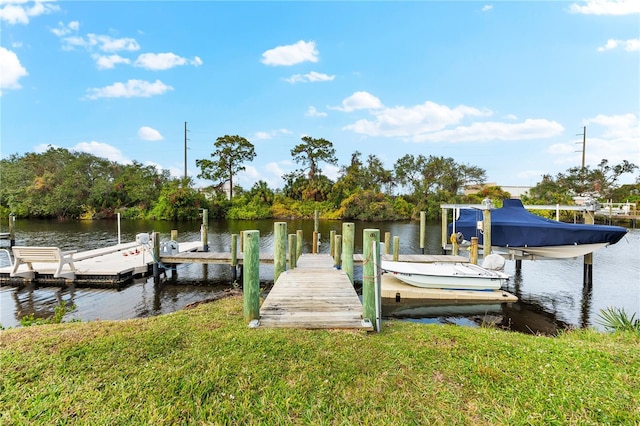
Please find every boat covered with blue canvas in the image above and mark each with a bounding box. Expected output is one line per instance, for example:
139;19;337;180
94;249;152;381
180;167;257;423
449;199;628;258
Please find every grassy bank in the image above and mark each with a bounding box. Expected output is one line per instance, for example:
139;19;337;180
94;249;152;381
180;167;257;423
1;297;638;425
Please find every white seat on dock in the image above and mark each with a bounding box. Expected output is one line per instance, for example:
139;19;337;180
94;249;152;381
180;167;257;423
11;246;77;280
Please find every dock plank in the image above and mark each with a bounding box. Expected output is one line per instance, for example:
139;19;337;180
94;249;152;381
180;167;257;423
258;254;371;330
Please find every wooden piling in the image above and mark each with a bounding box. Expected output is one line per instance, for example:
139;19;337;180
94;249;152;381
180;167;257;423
450;233;459;256
583;210;594;286
393;236;400;261
289;234;297;269
342;223;355;283
384;232;391;255
243;230;260;323
170;229;178;241
334;234;342;268
231;234;238;282
274;222;287;282
201;209;209;252
483;207;492;256
152;231;161;278
296;230;303;260
8;214;15;247
362;229;381;332
312;231;319;254
420;211;426;254
470;237;478;265
330;230;336;257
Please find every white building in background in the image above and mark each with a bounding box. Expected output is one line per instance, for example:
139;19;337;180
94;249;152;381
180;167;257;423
463;183;531;199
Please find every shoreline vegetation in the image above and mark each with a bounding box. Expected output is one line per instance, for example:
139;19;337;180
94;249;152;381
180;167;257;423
1;296;638;424
1;147;638;223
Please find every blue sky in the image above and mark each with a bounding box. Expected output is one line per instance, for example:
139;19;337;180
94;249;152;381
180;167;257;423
1;0;639;191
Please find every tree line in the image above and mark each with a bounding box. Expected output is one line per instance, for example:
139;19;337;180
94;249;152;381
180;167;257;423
1;136;638;221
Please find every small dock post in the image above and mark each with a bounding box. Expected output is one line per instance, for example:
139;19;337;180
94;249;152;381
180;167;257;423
201;209;209;252
363;229;381;332
243;230;260;324
441;207;448;254
420;211;426;254
450;233;459;256
152;231;161;279
393;236;400;261
296;230;303;260
329;230;336;257
312;210;319;254
274;222;287;282
384;232;391;255
9;213;15;247
334;234;342;268
583;209;595;286
482;202;492;256
288;234;297;269
470;237;479;265
342;223;355;283
231;234;239;282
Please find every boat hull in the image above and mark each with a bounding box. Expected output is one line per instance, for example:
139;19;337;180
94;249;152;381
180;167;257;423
381;260;509;290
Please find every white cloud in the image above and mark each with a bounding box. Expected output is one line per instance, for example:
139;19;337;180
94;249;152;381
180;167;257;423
93;54;130;70
344;100;492;137
306;106;327;117
0;0;59;25
137;126;163;141
284;71;335;84
60;33;140;52
413;119;564;143
597;38;640;52
482;5;493;12
72;141;130;164
34;143;60;153
134;52;203;70
51;20;79;37
261;40;319;66
0;47;28;92
322;164;340;181
585;113;639;139
332;91;384;112
85;79;173;100
251;129;292;140
568;0;640;15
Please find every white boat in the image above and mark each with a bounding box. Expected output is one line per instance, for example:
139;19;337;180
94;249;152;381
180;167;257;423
381;260;510;290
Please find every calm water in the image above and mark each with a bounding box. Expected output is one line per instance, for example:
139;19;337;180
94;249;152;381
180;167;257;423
1;218;638;334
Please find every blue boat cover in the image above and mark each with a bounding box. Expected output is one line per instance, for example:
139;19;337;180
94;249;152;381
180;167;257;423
449;199;628;247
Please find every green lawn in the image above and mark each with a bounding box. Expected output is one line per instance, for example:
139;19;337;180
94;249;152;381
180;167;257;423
1;296;638;425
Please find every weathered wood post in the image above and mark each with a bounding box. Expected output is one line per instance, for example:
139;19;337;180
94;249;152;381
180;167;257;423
393;236;400;261
312;210;319;254
243;230;260;324
274;222;287;282
384;232;391;255
240;230;244;252
583;208;595;286
419;211;426;254
171;230;178;241
312;231;319;254
296;230;303;260
334;234;342;268
231;234;239;282
342;223;355;284
288;234;297;269
152;231;161;279
450;233;459;256
201;209;209;252
169;229;179;279
482;205;492;257
470;237;478;265
9;213;15;247
330;230;336;257
363;229;381;332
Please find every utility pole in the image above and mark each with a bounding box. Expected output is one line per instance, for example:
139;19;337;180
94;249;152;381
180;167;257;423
184;121;189;186
576;126;586;195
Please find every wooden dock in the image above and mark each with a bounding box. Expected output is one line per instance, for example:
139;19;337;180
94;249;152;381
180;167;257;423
257;254;373;330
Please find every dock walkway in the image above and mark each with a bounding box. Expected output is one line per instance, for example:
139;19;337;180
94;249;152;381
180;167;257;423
258;254;373;330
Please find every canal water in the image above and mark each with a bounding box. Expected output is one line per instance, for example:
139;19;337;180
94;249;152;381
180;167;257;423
1;218;638;334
